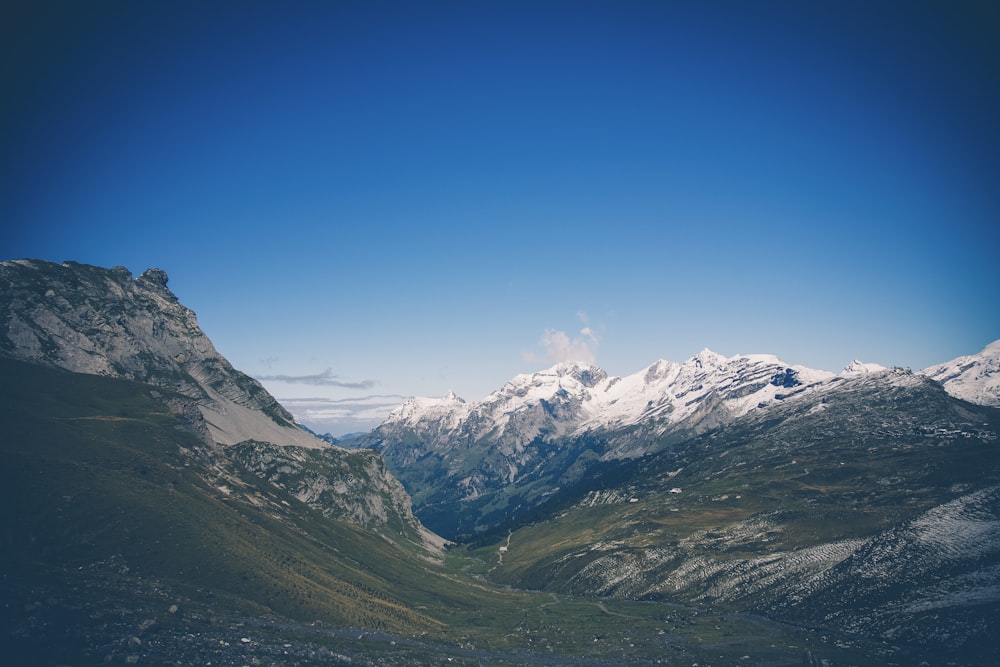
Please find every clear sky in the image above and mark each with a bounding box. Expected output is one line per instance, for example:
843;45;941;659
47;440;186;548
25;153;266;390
3;1;998;435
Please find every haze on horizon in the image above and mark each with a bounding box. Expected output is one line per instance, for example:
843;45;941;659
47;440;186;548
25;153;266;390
2;1;998;436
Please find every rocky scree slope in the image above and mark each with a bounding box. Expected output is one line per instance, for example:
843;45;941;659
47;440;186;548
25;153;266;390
0;355;471;663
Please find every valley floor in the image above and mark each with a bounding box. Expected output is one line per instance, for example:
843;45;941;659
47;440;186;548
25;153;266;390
0;563;954;667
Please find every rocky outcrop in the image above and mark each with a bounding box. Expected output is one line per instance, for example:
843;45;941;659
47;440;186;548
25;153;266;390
0;259;443;544
0;259;318;447
228;441;445;554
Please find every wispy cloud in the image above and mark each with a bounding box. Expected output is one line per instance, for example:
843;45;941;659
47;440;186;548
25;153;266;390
255;368;377;390
280;395;407;407
523;312;601;365
277;395;408;436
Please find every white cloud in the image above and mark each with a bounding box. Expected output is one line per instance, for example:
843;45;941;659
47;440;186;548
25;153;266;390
277;395;407;436
255;368;376;389
523;313;601;365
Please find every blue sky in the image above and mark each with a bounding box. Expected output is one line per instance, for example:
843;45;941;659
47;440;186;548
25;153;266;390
3;1;998;435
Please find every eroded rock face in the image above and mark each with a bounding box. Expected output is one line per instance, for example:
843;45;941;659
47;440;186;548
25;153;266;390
0;259;315;447
0;258;436;544
227;441;444;553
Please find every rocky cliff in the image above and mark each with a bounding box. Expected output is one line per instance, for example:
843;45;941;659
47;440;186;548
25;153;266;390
0;258;434;544
0;259;317;447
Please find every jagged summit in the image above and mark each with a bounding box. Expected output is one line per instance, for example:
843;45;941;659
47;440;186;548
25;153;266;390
505;361;609;389
0;258;323;448
387;391;472;428
689;347;728;368
137;266;171;290
842;359;889;375
361;348;842;535
361;341;999;538
378;349;839;447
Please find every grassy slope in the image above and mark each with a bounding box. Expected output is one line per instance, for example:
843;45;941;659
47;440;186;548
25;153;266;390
0;357;463;630
3;357;956;665
465;379;1000;665
485;378;1000;585
0;358;805;665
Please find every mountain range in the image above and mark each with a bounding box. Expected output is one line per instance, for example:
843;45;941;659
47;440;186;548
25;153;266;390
353;340;1000;662
357;340;1000;538
2;258;998;665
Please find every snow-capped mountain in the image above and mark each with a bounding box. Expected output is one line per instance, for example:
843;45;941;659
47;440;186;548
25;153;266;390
841;359;889;375
378;350;833;458
922;340;1000;407
359;349;842;536
361;340;1000;538
376;341;1000;461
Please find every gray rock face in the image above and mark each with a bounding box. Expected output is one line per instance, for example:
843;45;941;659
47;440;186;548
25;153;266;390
0;259;316;447
228;441;444;554
0;258;438;544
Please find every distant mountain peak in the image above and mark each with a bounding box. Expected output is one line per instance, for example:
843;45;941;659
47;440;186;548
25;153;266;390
690;348;727;368
842;359;889;375
922;339;1000;407
549;360;608;386
643;358;680;384
387;392;471;426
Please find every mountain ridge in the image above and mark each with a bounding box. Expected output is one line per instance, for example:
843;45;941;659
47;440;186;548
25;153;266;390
477;366;1000;659
0;258;322;448
382;339;999;433
0;258;436;545
2;257;997;664
923;338;1000;407
358;340;1000;538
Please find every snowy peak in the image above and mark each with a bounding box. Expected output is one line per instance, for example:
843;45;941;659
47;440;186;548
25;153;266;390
688;348;728;370
552;361;609;387
842;359;889;375
372;340;1000;466
642;359;680;384
387;391;470;426
375;348;840;461
922;339;1000;407
507;361;608;390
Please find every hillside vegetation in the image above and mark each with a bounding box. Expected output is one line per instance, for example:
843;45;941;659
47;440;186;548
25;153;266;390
2;357;874;665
